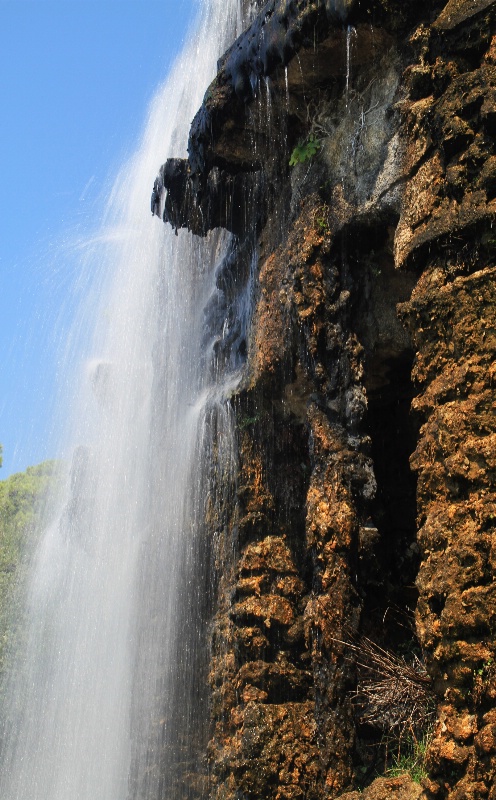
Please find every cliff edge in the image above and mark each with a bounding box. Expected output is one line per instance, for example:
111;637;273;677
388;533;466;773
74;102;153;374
156;1;496;797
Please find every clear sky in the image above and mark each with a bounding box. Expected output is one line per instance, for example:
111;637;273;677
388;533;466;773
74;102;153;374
0;0;195;477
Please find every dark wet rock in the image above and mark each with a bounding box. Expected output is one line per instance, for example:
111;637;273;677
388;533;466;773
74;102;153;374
160;157;265;236
187;0;356;176
433;0;496;30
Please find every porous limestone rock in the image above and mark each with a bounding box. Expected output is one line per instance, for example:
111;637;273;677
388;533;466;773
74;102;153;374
155;0;496;797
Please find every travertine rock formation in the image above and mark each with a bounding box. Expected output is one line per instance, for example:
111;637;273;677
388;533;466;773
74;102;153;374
157;0;496;797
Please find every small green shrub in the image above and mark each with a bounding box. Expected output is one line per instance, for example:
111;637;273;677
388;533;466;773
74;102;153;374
289;135;321;166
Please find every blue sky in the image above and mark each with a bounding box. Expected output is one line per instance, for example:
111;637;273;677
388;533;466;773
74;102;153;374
0;0;195;476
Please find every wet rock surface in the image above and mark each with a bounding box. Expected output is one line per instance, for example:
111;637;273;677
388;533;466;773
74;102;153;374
155;0;496;797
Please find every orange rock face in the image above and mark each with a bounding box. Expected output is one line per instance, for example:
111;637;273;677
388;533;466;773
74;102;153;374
396;13;496;796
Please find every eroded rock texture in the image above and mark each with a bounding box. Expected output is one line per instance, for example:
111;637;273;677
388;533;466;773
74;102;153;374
156;0;496;797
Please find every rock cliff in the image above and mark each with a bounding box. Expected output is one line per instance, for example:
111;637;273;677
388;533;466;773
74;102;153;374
156;0;496;797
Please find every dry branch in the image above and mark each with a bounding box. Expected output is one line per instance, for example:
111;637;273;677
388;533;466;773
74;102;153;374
335;636;436;738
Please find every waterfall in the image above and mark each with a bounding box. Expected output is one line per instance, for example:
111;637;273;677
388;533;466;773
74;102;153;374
0;2;251;798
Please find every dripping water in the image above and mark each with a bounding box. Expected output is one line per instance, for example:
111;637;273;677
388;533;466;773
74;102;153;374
263;76;273;131
345;24;356;108
0;1;252;799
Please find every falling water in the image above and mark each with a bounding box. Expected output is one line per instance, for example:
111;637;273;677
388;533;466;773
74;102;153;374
0;1;252;798
345;24;356;107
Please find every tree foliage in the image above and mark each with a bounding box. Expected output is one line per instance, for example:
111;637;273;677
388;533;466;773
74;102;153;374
0;461;59;672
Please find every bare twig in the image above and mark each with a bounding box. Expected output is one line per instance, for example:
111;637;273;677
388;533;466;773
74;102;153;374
333;635;436;739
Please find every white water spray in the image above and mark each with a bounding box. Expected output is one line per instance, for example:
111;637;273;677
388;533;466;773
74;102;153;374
0;2;249;799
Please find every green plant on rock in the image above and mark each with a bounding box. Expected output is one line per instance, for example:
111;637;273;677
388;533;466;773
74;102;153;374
289;135;321;166
315;215;330;233
386;731;432;785
472;658;495;705
238;414;259;430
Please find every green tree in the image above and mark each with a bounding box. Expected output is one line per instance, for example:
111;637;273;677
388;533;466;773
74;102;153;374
0;461;59;673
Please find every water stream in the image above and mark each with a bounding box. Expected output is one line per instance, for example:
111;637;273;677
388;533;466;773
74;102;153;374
0;2;251;798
